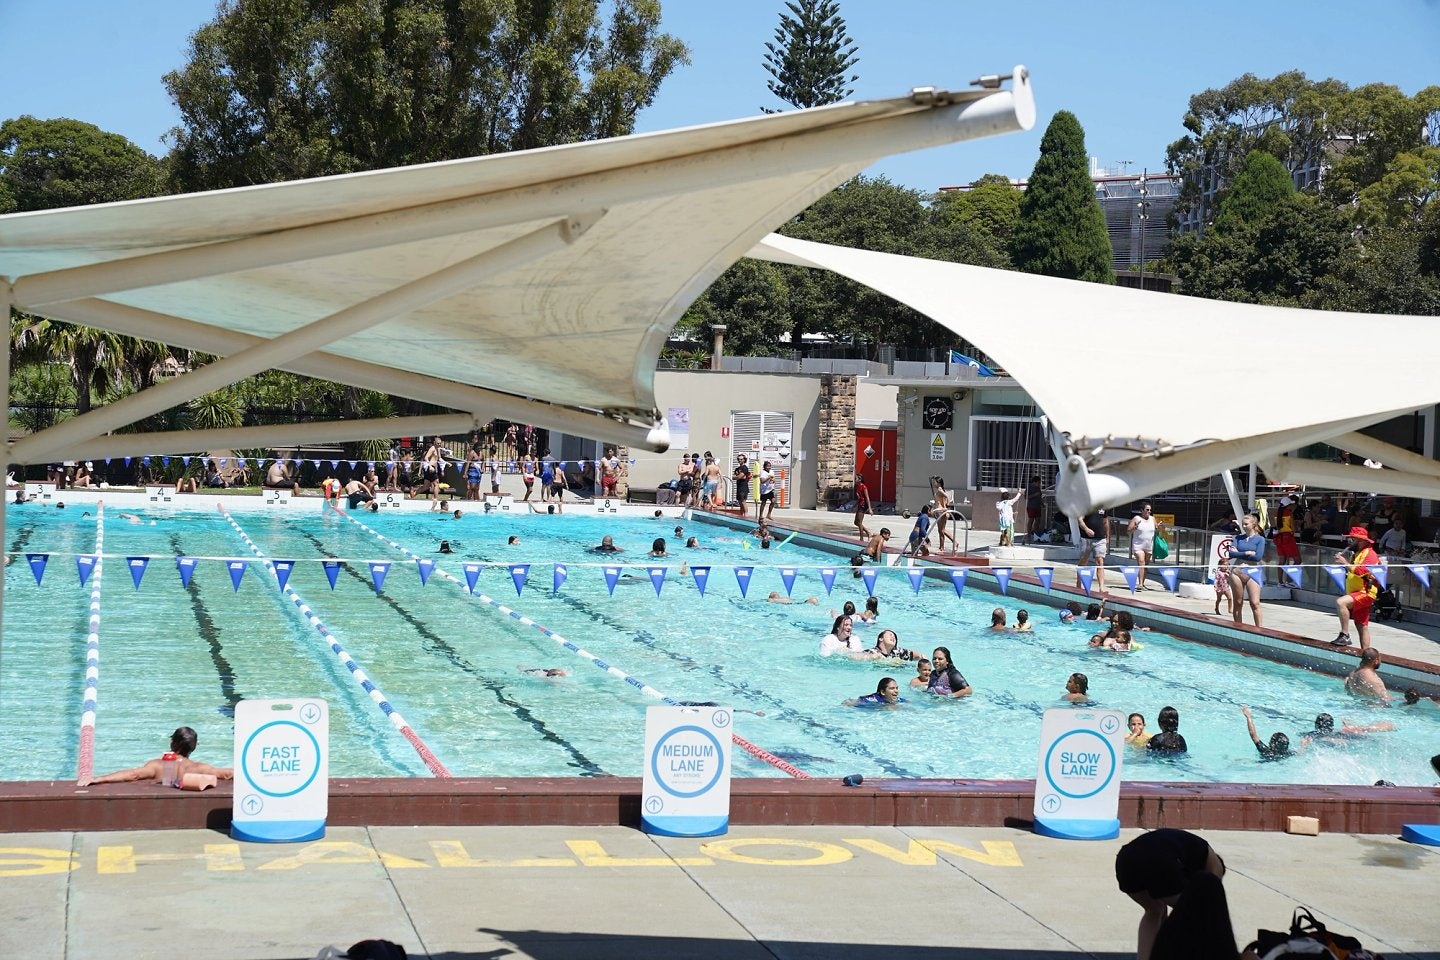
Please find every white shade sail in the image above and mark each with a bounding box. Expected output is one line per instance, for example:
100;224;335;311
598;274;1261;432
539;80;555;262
1;70;1034;465
751;233;1440;514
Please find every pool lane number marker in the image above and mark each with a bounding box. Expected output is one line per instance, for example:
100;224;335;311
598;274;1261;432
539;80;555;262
641;706;732;838
232;698;328;844
1032;708;1125;842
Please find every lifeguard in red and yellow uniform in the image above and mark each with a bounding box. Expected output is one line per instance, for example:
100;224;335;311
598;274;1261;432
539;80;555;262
1332;525;1382;650
1273;495;1301;565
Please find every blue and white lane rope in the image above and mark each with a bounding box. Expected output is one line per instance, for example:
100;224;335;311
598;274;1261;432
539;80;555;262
76;501;106;781
331;503;813;779
218;505;452;777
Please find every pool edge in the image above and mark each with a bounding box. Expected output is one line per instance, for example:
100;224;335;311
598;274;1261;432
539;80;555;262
5;778;1436;835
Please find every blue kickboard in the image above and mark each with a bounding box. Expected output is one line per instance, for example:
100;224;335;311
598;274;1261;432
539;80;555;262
1401;823;1440;847
1033;817;1120;841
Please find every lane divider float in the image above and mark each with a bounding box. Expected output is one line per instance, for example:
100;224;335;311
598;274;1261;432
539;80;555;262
218;505;451;777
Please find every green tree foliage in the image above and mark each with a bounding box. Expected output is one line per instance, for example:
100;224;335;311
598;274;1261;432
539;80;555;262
0;116;165;213
680;175;1008;355
1212;150;1294;233
1010;111;1114;283
164;0;690;189
1168;192;1356;306
761;0;859;113
931;173;1020;263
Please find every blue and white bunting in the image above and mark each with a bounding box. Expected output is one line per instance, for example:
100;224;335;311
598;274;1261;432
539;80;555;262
127;556;149;590
1282;565;1303;588
1158;566;1179;592
819;567;837;595
509;563;529;596
779;567;797;597
603;565;621;595
907;567;924;594
691;565;711;597
26;553;47;585
77;555;96;586
993;567;1012;595
553;563;567;593
1077;567;1095;596
273;560;295;591
1035;566;1054;593
861;567;878;596
1120;566;1139;593
1410;564;1431;589
734;565;753;598
369;562;390;592
462;562;482;594
648;566;667;596
415;557;435;586
323;560;342;590
949;568;967;598
1324;564;1347;593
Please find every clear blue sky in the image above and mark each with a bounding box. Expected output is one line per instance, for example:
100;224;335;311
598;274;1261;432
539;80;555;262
3;0;1437;191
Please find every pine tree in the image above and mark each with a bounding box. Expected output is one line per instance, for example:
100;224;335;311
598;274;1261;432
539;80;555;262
762;0;859;113
1009;111;1115;283
1212;150;1295;235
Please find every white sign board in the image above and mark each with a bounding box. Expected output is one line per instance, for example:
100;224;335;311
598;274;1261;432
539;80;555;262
1032;708;1125;840
641;706;732;837
930;432;946;461
232;698;328;843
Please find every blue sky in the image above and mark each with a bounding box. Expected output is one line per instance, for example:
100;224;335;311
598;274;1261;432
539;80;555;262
2;0;1437;191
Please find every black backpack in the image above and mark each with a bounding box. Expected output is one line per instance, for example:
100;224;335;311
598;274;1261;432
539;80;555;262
1246;907;1382;960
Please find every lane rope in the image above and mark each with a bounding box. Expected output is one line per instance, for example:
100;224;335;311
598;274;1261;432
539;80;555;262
218;505;451;778
330;503;813;779
76;500;105;781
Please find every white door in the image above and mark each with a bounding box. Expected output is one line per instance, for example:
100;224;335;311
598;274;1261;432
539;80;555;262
730;411;794;506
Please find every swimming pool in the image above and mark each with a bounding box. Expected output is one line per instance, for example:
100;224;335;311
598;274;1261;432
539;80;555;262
4;501;1437;785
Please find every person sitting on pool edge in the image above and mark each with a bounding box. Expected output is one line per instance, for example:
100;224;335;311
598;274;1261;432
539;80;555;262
844;676;905;708
1147;706;1187;754
77;726;233;787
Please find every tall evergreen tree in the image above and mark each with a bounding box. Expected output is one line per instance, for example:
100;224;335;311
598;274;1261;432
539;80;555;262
1009;111;1114;283
1212;149;1294;234
761;0;859;112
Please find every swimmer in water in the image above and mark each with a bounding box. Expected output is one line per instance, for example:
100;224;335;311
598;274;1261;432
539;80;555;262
438;540;453;554
520;666;568;678
910;658;932;689
843;676;905;708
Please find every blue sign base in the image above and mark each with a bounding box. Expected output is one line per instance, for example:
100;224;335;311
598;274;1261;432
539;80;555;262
1402;823;1440;847
641;814;729;837
1033;817;1120;841
231;818;327;843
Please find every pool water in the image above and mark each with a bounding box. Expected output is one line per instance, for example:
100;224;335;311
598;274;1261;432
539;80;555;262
4;502;1437;785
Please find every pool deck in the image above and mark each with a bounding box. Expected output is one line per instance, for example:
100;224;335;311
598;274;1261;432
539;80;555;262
5;492;1440;958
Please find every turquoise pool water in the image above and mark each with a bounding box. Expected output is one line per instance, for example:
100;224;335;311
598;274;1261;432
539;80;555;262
4;502;1437;784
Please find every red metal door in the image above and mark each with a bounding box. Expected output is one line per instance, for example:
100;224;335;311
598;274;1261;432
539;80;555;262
855;428;897;505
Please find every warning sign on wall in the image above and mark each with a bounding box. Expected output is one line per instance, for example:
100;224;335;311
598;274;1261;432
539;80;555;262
930;433;946;461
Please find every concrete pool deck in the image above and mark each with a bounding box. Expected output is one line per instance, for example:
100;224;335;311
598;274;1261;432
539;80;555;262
3;824;1438;959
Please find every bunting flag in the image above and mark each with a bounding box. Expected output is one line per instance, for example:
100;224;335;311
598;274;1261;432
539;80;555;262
462;562;482;594
161;456;170;467
1324;564;1347;593
127;556;149;590
1077;567;1095;596
1120;565;1139;593
1282;565;1303;588
180;456;190;468
819;567;837;595
26;553;47;585
907;567;924;594
273;560;295;591
370;562;391;592
779;567;797;597
415;558;435;586
552;563;567;593
1241;565;1263;586
219;458;228;467
227;560;248;591
692;565;711;597
734;565;753;598
1158;566;1179;592
648;566;667;596
323;560;342;590
861;567;878;596
1035;566;1054;593
77;555;97;586
604;566;622;595
509;563;529;596
1371;563;1388;591
949;568;967;598
1410;564;1431;589
993;567;1012;595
